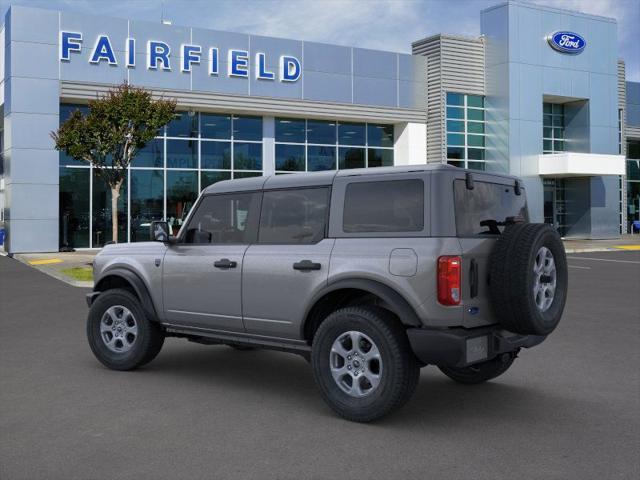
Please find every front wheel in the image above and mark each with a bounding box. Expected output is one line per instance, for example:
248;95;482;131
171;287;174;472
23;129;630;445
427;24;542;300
87;288;165;371
311;306;420;422
438;352;516;385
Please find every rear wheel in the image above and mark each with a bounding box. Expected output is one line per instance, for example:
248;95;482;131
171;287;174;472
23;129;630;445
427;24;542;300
311;306;420;422
87;288;164;371
439;352;516;384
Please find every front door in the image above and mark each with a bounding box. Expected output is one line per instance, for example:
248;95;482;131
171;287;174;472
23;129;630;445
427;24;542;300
162;191;261;332
242;187;333;339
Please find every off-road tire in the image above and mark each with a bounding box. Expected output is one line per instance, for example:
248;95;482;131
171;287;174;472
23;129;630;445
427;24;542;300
311;306;420;422
439;353;516;384
489;223;567;335
87;288;165;371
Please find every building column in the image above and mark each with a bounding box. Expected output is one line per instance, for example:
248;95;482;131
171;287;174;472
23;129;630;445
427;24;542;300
3;6;60;253
393;122;427;165
262;116;275;175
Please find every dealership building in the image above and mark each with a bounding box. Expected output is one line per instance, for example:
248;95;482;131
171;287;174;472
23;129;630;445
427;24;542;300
0;1;639;252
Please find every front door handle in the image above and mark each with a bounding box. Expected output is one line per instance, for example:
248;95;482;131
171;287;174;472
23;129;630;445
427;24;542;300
214;258;237;269
293;260;321;271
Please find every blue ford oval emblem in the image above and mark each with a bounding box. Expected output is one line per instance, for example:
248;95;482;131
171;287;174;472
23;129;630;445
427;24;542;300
547;31;586;54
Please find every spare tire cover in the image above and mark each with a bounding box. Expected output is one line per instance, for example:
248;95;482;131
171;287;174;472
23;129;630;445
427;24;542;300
489;223;567;335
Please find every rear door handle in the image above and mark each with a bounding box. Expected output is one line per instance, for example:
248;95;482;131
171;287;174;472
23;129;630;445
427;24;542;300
214;258;237;269
293;260;321;271
469;259;479;298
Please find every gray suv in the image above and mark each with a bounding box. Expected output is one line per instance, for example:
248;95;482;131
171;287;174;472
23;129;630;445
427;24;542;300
87;165;567;422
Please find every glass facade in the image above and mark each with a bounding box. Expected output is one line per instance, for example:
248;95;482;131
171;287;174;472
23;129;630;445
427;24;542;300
445;92;486;170
543;103;565;154
57;106;397;248
274;118;394;173
58;104;263;248
627;140;640;232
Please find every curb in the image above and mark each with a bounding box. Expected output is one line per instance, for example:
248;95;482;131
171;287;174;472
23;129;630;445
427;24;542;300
11;254;93;288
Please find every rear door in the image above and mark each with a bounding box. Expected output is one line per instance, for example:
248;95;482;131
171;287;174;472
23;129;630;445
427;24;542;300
453;176;528;328
242;187;333;339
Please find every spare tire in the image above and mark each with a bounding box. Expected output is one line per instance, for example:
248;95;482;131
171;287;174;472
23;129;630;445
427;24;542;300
489;223;567;335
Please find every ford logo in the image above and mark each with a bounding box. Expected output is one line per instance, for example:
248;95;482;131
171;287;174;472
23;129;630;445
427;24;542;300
547;31;586;54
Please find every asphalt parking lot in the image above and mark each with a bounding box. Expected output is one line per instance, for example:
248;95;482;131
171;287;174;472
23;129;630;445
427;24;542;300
1;251;639;480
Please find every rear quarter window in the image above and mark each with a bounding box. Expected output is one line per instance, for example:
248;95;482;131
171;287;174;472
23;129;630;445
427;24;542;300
454;179;528;236
343;179;424;233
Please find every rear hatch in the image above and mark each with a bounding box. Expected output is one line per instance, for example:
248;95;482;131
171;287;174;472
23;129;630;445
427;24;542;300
453;175;528;328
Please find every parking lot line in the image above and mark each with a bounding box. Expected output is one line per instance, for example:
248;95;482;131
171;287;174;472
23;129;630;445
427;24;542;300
566;256;640;264
29;258;63;265
613;245;640;251
568;265;591;269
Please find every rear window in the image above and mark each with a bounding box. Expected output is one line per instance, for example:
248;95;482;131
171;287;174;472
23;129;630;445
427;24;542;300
343;179;424;233
454;180;528;236
258;188;329;244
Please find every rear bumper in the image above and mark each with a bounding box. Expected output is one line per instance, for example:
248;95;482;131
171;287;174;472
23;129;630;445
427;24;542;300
406;325;546;368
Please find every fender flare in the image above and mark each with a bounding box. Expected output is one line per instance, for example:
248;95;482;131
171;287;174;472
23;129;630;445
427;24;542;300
93;268;159;322
303;278;422;337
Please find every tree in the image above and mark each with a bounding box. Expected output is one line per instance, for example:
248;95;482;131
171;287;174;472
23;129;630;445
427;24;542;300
52;83;176;243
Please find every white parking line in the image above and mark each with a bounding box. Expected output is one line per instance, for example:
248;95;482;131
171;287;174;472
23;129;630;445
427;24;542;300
568;265;591;269
567;256;640;265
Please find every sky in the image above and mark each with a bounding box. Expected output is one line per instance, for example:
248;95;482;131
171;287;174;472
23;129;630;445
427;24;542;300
0;0;638;80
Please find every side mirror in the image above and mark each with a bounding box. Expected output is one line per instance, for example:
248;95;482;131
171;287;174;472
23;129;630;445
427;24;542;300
150;221;171;243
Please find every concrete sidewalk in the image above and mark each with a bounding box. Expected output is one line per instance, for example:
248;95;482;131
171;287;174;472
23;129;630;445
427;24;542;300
562;234;640;253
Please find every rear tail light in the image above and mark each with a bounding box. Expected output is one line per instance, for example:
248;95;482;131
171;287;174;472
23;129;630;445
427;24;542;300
438;256;461;306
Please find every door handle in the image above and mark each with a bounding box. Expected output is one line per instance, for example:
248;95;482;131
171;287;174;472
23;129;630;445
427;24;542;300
293;260;321;271
214;258;237;269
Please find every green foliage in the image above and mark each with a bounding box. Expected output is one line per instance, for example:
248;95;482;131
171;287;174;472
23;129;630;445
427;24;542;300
51;83;176;187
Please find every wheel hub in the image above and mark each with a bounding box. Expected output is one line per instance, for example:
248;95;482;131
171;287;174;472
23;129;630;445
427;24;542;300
330;331;382;398
100;305;138;353
533;246;557;312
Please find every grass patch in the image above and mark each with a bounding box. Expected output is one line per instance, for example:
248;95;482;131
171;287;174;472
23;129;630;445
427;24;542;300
61;266;93;282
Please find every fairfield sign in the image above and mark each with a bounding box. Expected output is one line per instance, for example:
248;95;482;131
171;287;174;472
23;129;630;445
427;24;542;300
59;31;302;82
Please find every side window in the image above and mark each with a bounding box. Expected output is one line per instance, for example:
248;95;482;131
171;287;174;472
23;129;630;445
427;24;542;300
259;188;329;244
343;179;424;233
183;192;260;244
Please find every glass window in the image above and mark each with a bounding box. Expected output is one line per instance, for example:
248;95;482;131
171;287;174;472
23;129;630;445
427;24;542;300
338;122;366;146
343;180;424;233
201;171;231;189
59;167;90;248
233;142;262;170
259;188;329;244
233;115;262;141
467;109;484;122
467;122;484;134
275;118;306;143
201;141;231;169
167;171;198;232
367;124;394;147
276;144;305;171
166;139;197;169
447;133;465;146
368;148;394;168
233;171;262;179
447;147;464;159
628;140;640;159
184;192;260;244
59;104;90;167
201;113;231;139
448;160;465;168
468;148;485;160
467;134;485;147
307;120;336;144
467;161;486;171
167;111;198;138
134;139;164;168
446;106;464;119
130;169;164;242
626;159;640;181
454;180;528;236
467;95;484;108
307;145;336;171
92;170;127;247
446;92;464;106
447;120;464;133
339;147;365;169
